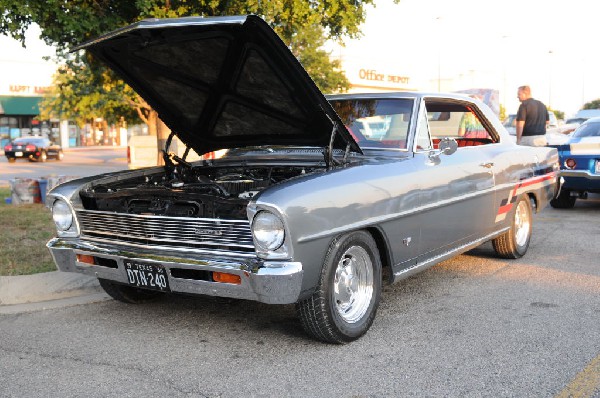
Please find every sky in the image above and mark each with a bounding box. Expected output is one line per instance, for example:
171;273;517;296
336;0;597;117
1;0;597;117
0;24;57;92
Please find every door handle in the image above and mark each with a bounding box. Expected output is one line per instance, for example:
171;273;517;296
479;162;494;168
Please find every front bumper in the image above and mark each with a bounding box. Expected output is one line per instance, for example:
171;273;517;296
47;238;303;305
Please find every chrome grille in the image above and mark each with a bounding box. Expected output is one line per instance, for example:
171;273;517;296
77;210;255;252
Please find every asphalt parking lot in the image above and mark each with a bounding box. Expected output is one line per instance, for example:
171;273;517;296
0;194;598;397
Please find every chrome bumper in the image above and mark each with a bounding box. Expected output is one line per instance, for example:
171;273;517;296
47;238;303;305
560;170;600;180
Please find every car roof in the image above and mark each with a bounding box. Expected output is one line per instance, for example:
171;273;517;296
581;116;600;123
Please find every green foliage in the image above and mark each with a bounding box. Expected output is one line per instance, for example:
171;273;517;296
583;99;600;110
1;0;386;100
547;106;564;120
39;63;139;127
499;104;506;122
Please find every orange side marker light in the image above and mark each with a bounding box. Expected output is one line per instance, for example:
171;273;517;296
212;272;241;285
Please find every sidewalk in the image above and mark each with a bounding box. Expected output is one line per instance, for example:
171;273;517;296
0;271;105;308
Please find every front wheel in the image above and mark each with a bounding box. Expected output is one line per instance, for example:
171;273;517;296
550;190;576;209
296;231;382;344
56;150;64;161
38;151;47;162
492;195;532;259
98;279;163;303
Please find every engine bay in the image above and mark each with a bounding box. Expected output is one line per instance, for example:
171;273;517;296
79;160;322;219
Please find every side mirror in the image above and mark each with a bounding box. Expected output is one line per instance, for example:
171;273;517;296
438;137;458;155
427;137;458;165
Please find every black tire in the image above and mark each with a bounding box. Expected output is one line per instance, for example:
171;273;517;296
7;157;16;163
38;151;47;162
56;150;64;161
550;190;576;209
492;195;533;259
296;231;382;344
98;278;163;304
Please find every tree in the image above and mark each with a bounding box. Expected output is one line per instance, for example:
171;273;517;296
2;0;389;160
583;99;600;110
499;104;507;122
1;0;382;94
547;106;564;121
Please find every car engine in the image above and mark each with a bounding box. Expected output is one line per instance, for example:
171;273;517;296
79;161;320;220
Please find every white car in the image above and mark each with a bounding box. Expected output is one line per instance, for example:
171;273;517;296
503;112;570;145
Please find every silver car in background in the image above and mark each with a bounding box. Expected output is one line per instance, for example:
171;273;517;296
47;15;559;343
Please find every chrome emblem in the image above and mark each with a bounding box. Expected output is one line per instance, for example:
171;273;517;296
194;228;222;236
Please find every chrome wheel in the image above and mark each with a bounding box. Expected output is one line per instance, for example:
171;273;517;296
296;231;382;343
333;246;374;323
514;199;531;247
492;195;532;259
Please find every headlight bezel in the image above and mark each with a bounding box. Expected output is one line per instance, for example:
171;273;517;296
50;197;79;237
52;199;73;231
251;210;285;252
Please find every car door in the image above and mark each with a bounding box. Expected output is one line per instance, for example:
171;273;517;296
411;98;497;263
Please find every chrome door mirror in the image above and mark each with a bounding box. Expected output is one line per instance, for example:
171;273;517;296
427;137;458;165
438;137;458;155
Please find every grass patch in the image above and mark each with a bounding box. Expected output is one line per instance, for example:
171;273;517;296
0;187;58;276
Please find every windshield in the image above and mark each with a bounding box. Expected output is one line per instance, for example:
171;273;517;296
572;122;600;138
329;99;414;150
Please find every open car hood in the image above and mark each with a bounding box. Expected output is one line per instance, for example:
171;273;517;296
75;15;361;155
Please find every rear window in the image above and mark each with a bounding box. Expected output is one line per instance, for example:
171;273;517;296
13;138;49;146
572;122;600;138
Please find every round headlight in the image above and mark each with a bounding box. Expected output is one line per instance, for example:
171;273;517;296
252;211;285;251
52;199;73;231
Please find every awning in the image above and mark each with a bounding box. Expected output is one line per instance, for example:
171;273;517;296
0;96;41;115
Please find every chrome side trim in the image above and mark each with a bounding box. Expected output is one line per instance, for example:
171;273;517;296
392;228;509;282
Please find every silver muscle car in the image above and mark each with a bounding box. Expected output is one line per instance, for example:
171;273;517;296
47;15;559;343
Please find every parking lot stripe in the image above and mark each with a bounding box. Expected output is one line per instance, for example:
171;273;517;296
556;354;600;398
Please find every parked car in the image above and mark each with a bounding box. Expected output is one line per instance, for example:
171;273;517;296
503;111;558;133
4;136;63;163
549;117;600;208
565;117;588;126
46;15;559;343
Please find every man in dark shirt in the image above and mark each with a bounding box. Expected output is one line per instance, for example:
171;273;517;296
516;85;549;146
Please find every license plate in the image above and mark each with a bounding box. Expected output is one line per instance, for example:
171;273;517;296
124;260;170;292
595;161;600;174
15;151;23;156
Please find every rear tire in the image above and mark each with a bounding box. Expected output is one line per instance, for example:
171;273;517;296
296;231;382;344
38;151;47;162
56;150;64;161
7;157;15;163
492;195;532;259
98;279;162;304
550;190;576;209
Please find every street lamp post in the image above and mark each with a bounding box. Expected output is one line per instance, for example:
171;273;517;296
436;17;442;92
548;50;553;108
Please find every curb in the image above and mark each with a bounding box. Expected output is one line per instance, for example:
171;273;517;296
0;271;102;306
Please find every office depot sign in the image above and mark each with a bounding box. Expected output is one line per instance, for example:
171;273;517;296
358;69;409;84
347;66;414;91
